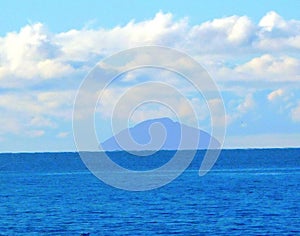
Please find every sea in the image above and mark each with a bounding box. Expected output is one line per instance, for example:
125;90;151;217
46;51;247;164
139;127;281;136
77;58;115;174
0;149;299;235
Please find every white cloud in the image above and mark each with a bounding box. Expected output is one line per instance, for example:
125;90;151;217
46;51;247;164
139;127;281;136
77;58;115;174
235;55;300;82
259;11;287;31
27;130;45;138
226;93;256;125
0;90;75;136
37;59;74;79
55;12;188;61
187;15;255;54
54;10;299;58
0;23;77;88
268;88;285;101
29;116;56;128
57;132;69;138
0;91;75;118
237;94;255;113
268;89;296;115
256;11;300;51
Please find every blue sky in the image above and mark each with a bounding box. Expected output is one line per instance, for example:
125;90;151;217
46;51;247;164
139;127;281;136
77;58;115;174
0;0;300;152
1;0;299;35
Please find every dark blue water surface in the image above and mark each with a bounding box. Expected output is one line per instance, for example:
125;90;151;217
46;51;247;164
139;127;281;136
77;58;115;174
0;149;300;235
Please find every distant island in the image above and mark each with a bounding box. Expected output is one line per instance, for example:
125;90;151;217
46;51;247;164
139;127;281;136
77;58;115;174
100;117;220;151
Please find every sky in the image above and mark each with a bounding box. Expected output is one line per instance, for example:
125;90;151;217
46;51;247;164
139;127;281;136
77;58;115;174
0;0;300;152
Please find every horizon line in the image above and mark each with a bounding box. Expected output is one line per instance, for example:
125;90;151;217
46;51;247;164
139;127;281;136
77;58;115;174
1;146;300;154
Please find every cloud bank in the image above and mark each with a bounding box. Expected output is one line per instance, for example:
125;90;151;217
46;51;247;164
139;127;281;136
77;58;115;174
0;11;299;149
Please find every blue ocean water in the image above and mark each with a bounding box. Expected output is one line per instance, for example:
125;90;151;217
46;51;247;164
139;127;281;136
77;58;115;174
0;149;300;235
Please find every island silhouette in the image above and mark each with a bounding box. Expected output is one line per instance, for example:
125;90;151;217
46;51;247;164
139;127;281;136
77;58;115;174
100;117;220;151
